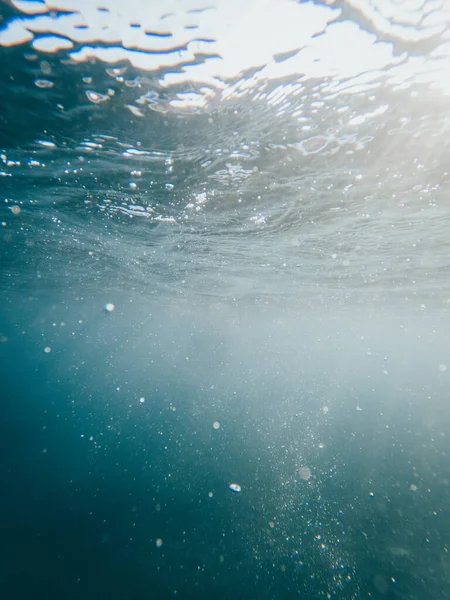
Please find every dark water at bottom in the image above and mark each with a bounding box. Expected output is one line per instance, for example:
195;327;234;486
1;287;450;600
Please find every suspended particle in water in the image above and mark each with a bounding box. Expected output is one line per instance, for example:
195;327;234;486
36;140;56;148
104;303;115;313
298;466;312;481
35;79;54;89
156;538;163;547
44;346;51;353
229;483;241;493
139;397;145;404
86;90;109;104
213;421;220;430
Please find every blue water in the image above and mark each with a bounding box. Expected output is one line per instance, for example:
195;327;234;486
1;1;450;598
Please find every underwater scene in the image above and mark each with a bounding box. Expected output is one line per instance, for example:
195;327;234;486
1;0;450;598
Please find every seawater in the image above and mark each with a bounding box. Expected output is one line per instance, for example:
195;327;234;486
1;1;450;598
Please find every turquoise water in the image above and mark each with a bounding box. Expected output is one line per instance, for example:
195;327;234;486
1;1;450;598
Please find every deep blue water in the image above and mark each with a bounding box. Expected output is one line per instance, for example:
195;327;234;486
1;1;450;598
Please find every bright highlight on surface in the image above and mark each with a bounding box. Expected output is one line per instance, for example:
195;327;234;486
0;0;449;117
